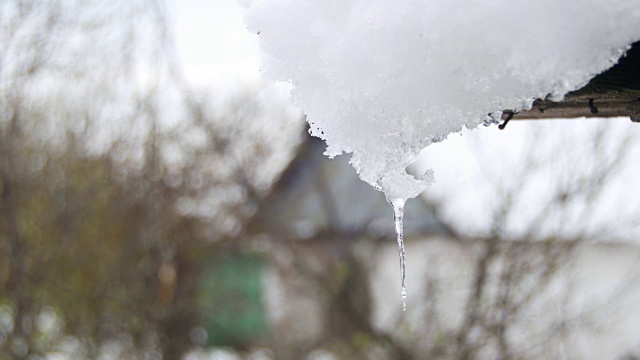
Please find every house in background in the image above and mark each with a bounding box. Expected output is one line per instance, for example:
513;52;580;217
248;135;452;359
246;130;640;359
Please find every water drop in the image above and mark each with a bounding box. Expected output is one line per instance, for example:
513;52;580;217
401;289;407;312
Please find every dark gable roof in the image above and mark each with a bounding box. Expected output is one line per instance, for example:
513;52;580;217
258;134;449;240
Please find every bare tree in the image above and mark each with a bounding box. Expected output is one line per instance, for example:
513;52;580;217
1;1;302;359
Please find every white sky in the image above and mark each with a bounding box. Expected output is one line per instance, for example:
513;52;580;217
419;118;640;242
169;0;261;87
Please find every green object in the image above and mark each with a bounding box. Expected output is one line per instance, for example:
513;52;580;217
199;252;267;348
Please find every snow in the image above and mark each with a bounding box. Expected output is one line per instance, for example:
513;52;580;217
242;0;640;202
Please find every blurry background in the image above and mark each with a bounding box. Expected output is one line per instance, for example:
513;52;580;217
2;1;640;360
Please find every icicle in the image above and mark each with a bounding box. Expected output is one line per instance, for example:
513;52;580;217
390;198;407;311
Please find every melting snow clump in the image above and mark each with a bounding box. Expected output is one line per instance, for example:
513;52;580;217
242;0;640;202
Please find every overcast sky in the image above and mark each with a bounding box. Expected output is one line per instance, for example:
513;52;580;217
169;0;260;88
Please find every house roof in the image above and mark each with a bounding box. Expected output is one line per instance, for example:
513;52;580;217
258;136;450;241
511;41;640;122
